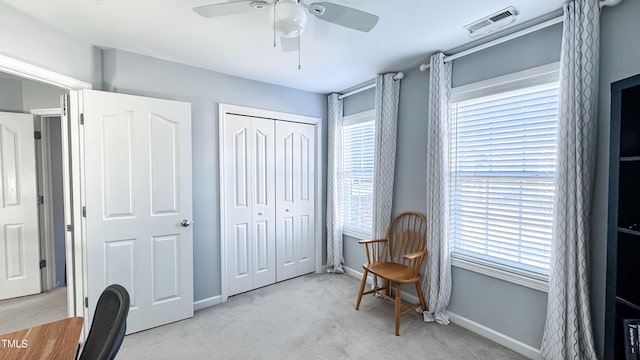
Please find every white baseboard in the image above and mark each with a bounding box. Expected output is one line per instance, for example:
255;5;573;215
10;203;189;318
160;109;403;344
343;265;372;284
193;295;222;311
447;312;541;359
343;265;541;359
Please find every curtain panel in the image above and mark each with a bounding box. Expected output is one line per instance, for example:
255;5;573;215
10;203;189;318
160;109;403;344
372;73;401;239
422;52;452;325
326;93;344;273
540;0;600;358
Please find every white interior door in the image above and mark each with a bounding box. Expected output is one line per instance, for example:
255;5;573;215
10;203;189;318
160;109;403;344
275;121;315;281
0;112;41;300
82;90;193;334
223;114;276;296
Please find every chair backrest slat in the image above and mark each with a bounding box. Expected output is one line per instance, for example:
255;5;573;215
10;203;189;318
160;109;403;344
385;212;428;268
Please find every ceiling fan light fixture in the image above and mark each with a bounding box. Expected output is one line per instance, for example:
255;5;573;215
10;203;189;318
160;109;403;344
272;2;308;38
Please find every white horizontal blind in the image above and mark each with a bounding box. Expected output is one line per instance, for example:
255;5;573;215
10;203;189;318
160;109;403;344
342;119;375;234
449;82;559;276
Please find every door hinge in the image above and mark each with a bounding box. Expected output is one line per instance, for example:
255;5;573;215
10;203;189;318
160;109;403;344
80;113;84;125
37;195;44;205
84;297;88;308
39;259;46;269
66;224;73;232
82;206;86;217
34;131;42;140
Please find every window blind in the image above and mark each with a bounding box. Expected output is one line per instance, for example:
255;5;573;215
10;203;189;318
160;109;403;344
449;82;559;276
342;120;375;233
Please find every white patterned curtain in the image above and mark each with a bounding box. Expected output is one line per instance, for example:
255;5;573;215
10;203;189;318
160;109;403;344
326;93;344;273
371;74;401;239
540;0;599;359
422;52;452;325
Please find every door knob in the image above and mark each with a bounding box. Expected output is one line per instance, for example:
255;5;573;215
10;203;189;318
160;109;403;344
180;219;192;227
258;212;264;216
285;209;290;212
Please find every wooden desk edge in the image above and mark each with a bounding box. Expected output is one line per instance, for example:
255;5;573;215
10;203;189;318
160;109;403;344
0;317;84;360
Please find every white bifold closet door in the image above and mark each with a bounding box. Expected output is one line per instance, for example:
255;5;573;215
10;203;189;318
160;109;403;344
224;114;277;296
275;120;315;282
223;114;315;296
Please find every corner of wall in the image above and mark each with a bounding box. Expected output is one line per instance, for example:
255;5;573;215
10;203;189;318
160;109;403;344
92;47;103;90
101;49;117;92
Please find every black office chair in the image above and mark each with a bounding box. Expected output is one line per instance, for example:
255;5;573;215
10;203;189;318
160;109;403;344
79;284;130;360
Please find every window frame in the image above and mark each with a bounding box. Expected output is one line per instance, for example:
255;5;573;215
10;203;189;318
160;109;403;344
341;109;376;240
449;62;560;292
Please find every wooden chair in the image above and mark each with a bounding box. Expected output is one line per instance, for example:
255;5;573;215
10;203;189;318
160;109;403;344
355;211;428;336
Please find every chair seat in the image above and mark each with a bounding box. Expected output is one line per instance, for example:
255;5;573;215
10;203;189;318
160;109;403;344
364;262;421;284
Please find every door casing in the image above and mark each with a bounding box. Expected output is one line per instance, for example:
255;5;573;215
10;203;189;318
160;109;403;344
0;54;92;333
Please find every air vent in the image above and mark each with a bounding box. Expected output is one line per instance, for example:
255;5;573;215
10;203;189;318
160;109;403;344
490;10;514;22
464;6;519;38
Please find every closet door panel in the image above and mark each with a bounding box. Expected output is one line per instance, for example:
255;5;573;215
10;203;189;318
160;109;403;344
276;121;316;281
275;124;297;281
251;118;276;288
224;115;254;296
294;124;316;276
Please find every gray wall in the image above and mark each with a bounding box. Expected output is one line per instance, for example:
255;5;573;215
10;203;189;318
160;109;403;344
21;80;66;111
344;88;375;116
592;0;640;357
102;49;326;302
0;2;102;88
0;76;24;112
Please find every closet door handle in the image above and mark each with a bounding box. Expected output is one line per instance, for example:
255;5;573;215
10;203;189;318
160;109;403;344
258;212;264;216
285;208;291;212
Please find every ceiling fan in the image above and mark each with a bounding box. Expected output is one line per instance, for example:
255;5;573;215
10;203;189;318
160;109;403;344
193;0;379;52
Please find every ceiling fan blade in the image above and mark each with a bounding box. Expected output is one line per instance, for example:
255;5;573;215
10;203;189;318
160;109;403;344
307;2;379;32
280;36;300;52
193;1;262;18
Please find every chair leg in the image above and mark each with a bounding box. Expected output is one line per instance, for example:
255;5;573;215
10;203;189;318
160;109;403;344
356;269;369;310
384;279;390;297
415;281;427;312
394;283;401;336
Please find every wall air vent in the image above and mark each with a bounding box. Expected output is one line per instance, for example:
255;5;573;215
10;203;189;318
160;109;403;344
464;6;519;38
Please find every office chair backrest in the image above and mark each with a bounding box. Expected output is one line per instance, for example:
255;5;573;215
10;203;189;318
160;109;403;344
79;284;130;360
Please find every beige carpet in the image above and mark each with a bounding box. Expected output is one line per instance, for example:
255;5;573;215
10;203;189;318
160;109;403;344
0;287;68;335
119;274;526;360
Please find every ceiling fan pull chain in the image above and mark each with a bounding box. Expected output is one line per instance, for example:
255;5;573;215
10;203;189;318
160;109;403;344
273;0;277;47
298;35;301;70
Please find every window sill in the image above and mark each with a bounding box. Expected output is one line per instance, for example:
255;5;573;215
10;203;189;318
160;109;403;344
451;254;549;293
342;228;372;240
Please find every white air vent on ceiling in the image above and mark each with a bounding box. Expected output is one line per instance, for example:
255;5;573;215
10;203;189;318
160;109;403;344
464;7;519;38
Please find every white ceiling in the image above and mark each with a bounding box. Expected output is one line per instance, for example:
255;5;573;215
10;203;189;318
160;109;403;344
4;0;565;93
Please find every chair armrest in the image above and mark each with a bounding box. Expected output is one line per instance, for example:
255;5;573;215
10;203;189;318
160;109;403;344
358;239;387;245
358;239;388;264
403;250;426;260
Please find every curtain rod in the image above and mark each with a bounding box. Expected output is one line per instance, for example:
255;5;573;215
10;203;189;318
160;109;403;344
419;15;563;71
337;72;404;100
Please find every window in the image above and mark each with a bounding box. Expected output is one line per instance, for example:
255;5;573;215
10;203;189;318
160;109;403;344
341;110;375;236
449;63;559;282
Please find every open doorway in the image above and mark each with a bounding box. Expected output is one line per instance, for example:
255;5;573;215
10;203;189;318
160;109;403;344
0;72;69;334
34;111;66;292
